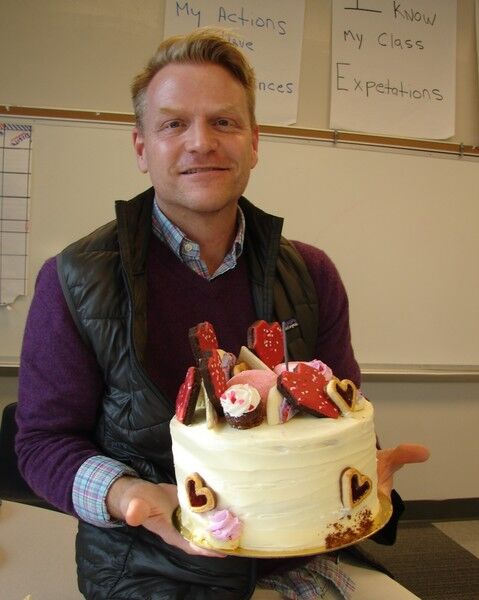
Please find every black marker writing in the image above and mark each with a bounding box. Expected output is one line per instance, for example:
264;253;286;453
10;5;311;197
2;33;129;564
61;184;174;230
336;62;351;91
336;63;443;101
392;2;437;26
377;32;424;50
176;1;201;27
226;34;255;52
217;6;287;36
344;0;382;14
258;80;294;94
344;30;364;50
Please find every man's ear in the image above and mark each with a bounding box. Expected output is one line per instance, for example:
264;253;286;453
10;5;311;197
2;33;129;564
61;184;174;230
132;127;148;173
250;125;259;170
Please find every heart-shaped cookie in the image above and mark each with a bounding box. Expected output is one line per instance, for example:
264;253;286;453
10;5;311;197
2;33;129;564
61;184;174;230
277;363;340;419
326;378;358;414
185;473;216;513
247;320;284;369
340;467;372;508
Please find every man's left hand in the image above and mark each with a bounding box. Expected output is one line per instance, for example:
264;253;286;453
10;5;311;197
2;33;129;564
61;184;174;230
377;444;430;497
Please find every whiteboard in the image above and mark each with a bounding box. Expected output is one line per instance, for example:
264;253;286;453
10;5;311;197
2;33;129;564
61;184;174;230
1;118;478;367
249;136;479;367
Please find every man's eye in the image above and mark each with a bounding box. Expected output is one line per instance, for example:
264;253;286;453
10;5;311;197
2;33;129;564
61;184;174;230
159;120;183;131
216;118;233;127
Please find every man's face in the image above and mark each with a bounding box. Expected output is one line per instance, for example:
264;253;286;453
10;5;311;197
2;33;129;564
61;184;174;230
133;62;259;224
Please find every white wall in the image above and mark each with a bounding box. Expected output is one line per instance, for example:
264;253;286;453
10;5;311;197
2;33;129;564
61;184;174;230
362;379;479;500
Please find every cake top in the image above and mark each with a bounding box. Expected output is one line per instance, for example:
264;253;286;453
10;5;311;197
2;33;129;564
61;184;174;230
175;320;365;431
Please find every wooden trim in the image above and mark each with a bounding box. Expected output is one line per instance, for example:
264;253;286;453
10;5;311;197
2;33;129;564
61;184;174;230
0;367;19;377
260;124;479;158
2;362;479;381
2;105;479;158
361;364;479;383
0;105;135;124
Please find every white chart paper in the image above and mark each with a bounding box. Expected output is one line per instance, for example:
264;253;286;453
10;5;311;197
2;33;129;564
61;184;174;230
164;0;305;125
0;123;32;305
330;0;457;139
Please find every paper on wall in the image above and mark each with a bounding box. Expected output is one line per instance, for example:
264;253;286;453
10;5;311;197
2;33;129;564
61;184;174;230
0;123;32;306
164;0;305;125
330;0;457;139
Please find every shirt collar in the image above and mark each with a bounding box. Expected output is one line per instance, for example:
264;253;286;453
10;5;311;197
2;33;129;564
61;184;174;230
151;198;245;280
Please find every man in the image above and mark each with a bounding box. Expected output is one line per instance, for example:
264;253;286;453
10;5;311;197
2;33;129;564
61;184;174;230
16;29;428;599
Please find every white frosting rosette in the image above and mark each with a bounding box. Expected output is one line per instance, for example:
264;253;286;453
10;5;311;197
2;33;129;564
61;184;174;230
220;383;264;428
220;383;261;417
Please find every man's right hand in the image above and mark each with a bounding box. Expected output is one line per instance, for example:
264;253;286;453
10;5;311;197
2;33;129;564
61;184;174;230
106;476;223;557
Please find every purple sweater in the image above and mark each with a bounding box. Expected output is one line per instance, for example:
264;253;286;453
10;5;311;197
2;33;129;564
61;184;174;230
16;236;359;515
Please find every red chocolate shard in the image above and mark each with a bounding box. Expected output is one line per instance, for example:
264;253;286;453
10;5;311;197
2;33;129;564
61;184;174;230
247;320;284;370
277;363;340;419
175;366;201;425
189;321;219;361
199;351;227;415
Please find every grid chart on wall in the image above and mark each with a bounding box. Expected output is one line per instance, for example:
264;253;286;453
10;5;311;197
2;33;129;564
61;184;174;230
0;123;32;306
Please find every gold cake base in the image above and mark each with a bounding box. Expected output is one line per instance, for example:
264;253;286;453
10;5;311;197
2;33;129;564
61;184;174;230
173;492;393;558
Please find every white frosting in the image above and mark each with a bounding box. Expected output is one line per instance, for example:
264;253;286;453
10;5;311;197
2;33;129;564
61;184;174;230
220;384;260;418
170;400;379;552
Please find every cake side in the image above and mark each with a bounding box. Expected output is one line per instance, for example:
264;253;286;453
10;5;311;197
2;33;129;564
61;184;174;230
170;400;379;552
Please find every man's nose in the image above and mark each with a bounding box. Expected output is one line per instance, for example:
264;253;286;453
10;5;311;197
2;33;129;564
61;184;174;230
184;121;218;153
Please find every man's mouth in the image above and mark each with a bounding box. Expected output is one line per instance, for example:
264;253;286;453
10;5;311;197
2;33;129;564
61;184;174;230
181;167;227;175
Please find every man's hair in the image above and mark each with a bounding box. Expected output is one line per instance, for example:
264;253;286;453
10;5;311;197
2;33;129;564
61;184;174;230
131;28;257;130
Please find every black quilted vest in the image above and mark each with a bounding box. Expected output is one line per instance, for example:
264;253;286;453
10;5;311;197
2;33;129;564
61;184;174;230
58;188;318;600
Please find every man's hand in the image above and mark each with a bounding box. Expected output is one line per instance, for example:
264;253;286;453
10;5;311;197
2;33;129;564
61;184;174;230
106;476;223;557
377;444;430;497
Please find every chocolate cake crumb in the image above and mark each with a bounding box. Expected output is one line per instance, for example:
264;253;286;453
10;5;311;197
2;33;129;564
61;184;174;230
325;509;374;549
